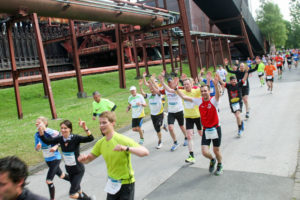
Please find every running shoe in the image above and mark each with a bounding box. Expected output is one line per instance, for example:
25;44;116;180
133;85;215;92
171;142;180;151
245;112;250;119
163;124;168;132
238;129;242;138
185;155;195;164
183;138;188;146
209;158;216;173
156;142;163;149
241;121;244;131
139;138;144;145
214;163;223;176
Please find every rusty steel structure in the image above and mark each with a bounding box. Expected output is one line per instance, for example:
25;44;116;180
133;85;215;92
0;0;265;119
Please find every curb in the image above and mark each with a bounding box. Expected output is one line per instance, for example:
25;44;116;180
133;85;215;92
292;140;300;200
28;116;151;175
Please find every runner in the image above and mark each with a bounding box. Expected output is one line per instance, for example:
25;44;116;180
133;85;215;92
293;50;299;68
34;116;70;200
127;86;147;145
0;156;48;200
286;52;293;70
39;119;94;200
92;91;117;120
176;74;223;176
275;53;283;79
139;78;164;149
219;72;248;137
246;57;252;70
158;74;188;151
257;58;265;87
78;111;149;200
264;59;277;93
198;70;216;97
225;58;259;119
216;65;228;95
170;78;202;164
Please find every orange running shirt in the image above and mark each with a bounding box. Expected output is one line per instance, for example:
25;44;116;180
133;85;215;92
264;65;276;76
275;56;283;67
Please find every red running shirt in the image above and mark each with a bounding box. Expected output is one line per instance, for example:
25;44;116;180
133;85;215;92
193;97;220;128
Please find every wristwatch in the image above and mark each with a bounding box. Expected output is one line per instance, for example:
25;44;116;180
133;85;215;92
126;146;130;152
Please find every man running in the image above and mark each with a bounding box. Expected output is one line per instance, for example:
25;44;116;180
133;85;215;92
0;156;48;200
257;58;265;87
176;74;223;175
78;111;149;200
219;72;248;137
286;52;293;70
264;60;277;93
275;53;283;79
167;77;202;164
92;91;117;120
158;74;188;151
139;78;164;149
127;86;147;145
293;50;299;68
225;58;258;119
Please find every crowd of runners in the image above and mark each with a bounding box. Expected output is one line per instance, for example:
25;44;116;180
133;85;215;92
0;49;299;200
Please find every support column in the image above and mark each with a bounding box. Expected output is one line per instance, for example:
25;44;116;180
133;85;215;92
115;24;126;88
219;38;225;66
131;31;141;79
240;16;254;59
195;36;203;69
205;39;209;70
141;34;150;76
178;38;183;75
159;30;166;72
32;13;57;119
69;20;86;98
226;38;232;66
7;22;23;119
177;0;197;79
209;37;216;71
167;30;175;74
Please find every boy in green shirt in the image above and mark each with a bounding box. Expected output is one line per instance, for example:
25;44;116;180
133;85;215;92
78;111;149;200
92;91;117;120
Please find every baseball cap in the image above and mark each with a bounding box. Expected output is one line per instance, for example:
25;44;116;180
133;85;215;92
129;86;136;91
167;78;173;82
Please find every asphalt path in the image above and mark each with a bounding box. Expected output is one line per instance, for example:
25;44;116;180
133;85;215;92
28;65;300;200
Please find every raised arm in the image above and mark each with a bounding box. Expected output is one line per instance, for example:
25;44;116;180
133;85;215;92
212;74;220;102
142;72;150;87
224;58;236;74
78;119;94;143
175;87;193;102
158;74;176;93
139;79;146;97
249;57;260;73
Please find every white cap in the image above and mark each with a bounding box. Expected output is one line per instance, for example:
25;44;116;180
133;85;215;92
129;86;136;91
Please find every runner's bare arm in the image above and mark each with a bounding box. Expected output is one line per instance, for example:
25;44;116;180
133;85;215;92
78;153;97;164
114;144;149;157
176;88;193;102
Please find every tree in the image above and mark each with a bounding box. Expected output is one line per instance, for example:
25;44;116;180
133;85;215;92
256;0;288;51
288;0;300;48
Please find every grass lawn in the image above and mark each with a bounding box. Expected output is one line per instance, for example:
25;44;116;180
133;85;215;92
2;63;213;166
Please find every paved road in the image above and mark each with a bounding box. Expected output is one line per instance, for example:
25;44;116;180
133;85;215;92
28;66;300;200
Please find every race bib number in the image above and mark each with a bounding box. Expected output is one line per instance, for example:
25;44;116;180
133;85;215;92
258;72;263;76
231;102;240;112
277;62;281;65
205;127;218;140
63;152;76;166
184;100;194;109
42;146;54;158
104;177;122;195
243;81;247;86
266;76;272;80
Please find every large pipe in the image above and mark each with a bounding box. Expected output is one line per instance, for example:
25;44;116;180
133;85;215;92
0;0;165;26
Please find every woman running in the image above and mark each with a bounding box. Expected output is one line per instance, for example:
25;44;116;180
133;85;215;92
34;116;70;200
39;119;94;200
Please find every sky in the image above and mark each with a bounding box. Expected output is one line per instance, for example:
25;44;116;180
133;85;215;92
249;0;291;21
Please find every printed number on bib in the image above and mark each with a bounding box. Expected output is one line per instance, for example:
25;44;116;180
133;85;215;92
42;146;55;158
258;72;263;76
266;76;272;80
277;62;281;65
104;177;122;195
205;127;218;140
243;81;247;86
231;102;240;112
62;152;76;166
